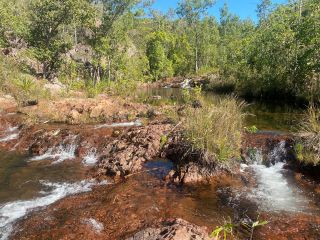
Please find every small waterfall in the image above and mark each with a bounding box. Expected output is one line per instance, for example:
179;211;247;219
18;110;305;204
181;79;191;89
266;140;287;164
0;180;108;240
30;144;77;164
247;141;310;213
82;149;98;166
0;126;19;143
30;136;78;164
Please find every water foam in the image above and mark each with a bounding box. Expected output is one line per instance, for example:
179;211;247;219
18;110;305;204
95;120;142;129
248;141;310;212
0;180;108;240
82;149;98;166
181;79;191;89
30;144;77;164
0;126;19;142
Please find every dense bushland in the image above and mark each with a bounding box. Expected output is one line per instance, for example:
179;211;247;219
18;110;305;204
0;0;318;103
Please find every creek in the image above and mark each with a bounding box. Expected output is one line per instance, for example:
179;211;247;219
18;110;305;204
0;89;320;239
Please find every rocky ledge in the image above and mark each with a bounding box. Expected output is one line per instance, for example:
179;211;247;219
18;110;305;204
127;218;210;240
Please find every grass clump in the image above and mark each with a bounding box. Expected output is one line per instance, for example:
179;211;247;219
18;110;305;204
183;97;246;162
295;105;320;165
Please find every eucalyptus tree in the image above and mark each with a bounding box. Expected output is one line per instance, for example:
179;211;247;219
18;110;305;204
176;0;215;73
146;31;174;81
88;0;143;84
0;0;30;47
257;0;272;24
28;0;94;80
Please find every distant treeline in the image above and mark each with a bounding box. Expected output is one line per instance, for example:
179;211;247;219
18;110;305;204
0;0;319;102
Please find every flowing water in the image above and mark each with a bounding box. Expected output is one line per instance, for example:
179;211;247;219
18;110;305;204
0;148;108;240
1;89;319;239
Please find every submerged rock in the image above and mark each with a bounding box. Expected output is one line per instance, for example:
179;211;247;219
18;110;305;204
127;218;210;240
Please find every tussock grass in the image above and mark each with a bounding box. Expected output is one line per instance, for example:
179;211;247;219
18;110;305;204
183;97;246;162
0;54;51;103
296;105;320;165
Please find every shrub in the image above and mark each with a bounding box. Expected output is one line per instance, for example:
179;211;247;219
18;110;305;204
181;86;202;105
183;97;246;162
244;125;258;134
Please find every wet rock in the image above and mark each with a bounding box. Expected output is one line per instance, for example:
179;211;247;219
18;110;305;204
241;132;295;165
162;135;219;184
127;218;210;240
97;124;172;178
147;109;161;119
22;99;38;107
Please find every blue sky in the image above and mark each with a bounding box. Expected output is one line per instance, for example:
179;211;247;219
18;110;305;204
151;0;288;21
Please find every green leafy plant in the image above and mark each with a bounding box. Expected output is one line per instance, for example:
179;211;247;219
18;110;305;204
160;135;168;148
15;77;35;93
211;217;268;240
294;143;304;161
211;218;235;240
244;125;258;134
242;219;268;240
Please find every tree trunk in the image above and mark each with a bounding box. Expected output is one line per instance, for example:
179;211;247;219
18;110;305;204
74;26;77;45
195;46;199;73
108;56;111;81
95;66;101;86
195;28;199;73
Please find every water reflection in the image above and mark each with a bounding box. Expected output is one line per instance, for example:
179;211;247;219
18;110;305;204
138;87;304;131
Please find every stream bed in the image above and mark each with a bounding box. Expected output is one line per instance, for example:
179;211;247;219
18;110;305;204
1;89;320;239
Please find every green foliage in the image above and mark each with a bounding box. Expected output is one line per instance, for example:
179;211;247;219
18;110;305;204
294;143;304;161
146;31;174;81
181;86;202;104
244;219;268;240
160;135;168;148
184;97;245;163
0;0;319;105
211;217;268;240
245;125;259;134
211;218;234;240
0;53;51;102
233;0;320;102
0;0;29;47
177;0;216;73
28;0;94;79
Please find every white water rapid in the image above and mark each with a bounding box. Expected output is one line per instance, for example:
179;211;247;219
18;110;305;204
247;141;310;213
0;180;108;240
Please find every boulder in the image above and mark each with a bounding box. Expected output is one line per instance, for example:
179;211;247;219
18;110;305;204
126;218;210;240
